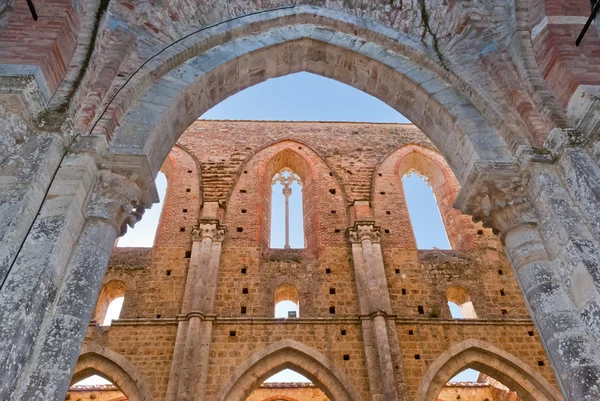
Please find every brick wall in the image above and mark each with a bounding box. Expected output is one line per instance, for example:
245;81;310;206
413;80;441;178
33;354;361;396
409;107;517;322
78;121;557;401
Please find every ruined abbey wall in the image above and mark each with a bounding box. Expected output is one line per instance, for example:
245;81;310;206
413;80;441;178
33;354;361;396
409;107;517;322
77;121;557;401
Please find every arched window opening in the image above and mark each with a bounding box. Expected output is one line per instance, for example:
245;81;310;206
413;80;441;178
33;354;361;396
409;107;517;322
402;172;451;250
274;284;299;318
446;287;477;319
270;168;304;249
117;171;167;247
94;281;127;326
103;297;124;326
444;370;523;401
68;374;126;401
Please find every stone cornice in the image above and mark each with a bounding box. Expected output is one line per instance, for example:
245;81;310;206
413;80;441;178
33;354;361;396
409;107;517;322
91;316;537;327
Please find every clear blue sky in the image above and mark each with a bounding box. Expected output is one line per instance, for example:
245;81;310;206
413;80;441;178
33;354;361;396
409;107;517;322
115;72;474;384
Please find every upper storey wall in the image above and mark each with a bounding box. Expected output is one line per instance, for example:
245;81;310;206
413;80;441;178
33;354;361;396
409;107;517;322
103;120;529;320
178;121;435;207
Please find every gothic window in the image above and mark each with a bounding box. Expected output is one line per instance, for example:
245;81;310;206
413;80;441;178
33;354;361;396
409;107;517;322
447;286;477;319
270;168;304;249
94;281;127;326
103;297;124;326
402;173;451;249
274;284;300;318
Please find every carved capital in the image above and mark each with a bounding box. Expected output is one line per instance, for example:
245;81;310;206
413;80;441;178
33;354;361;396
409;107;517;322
192;220;226;242
454;161;537;238
348;221;381;244
85;170;145;236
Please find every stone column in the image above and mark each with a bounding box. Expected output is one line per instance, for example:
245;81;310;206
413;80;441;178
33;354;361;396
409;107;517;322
0;141;150;401
348;222;406;401
19;171;145;400
456;156;600;401
167;210;225;401
283;185;292;249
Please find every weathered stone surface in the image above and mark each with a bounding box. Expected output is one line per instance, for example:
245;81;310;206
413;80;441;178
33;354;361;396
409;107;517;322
1;0;600;398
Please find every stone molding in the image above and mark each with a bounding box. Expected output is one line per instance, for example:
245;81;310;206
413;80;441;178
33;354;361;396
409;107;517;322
191;219;226;242
454;160;536;238
347;221;381;244
85;170;145;236
94;316;538;326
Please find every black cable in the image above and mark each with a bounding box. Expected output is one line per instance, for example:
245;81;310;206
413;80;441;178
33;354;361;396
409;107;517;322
576;0;600;46
26;0;38;20
0;132;79;291
0;2;297;291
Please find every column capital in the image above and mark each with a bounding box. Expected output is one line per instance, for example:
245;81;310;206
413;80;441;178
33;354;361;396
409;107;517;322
192;219;226;242
454;161;537;239
85;170;145;236
348;221;381;244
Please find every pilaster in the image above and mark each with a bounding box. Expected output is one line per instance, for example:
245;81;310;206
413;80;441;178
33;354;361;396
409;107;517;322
348;221;406;401
168;210;226;401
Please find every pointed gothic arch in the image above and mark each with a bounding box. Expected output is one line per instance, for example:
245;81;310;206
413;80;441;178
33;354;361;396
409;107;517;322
71;343;152;401
416;340;562;401
215;340;361;401
101;7;519;188
224;140;347;255
373;144;480;251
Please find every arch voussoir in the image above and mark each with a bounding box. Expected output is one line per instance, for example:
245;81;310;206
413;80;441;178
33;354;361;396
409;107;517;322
108;15;514;186
215;340;360;401
416;340;563;401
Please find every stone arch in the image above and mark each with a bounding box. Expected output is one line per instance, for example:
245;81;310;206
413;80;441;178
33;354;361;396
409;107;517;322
445;286;477;319
93;280;126;325
416;340;562;401
224;140;347;255
274;283;299;306
215;339;360;401
373;144;479;251
101;7;518;188
72;343;152;401
274;283;300;317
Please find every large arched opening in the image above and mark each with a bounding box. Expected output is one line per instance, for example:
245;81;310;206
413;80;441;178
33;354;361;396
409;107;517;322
1;3;599;401
215;340;360;401
99;8;519;189
70;344;152;401
416;340;563;401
